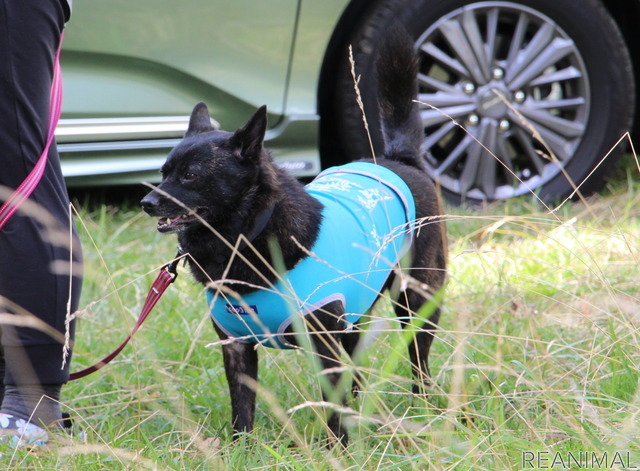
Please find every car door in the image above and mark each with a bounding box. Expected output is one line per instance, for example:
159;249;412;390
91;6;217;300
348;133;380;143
58;0;299;185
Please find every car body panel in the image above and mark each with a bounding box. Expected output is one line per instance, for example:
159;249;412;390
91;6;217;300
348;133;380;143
59;0;350;185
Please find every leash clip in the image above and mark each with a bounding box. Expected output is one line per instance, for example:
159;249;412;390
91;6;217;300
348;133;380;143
163;245;186;282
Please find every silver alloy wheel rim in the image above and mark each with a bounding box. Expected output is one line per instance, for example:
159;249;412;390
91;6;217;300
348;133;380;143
416;1;590;200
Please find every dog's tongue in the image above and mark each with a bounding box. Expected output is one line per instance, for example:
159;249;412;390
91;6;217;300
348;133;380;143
157;211;200;232
157;217;174;232
158;215;183;230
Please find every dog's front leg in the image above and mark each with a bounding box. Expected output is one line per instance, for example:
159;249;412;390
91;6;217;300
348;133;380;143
214;324;258;437
222;341;258;436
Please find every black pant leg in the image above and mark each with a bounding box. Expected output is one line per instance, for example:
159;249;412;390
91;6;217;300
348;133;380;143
0;0;82;386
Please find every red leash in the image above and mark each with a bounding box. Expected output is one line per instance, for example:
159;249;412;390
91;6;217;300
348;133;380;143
70;250;183;381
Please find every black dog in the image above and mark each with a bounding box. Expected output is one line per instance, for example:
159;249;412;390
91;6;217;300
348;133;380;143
141;29;446;445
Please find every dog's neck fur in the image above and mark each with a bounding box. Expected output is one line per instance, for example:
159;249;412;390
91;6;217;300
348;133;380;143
179;159;323;292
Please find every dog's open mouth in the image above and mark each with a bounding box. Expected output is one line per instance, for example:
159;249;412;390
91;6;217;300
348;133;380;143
157;209;205;233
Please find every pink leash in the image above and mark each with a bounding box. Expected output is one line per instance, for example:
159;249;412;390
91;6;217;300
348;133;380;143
0;36;64;230
0;36;179;380
69;255;181;381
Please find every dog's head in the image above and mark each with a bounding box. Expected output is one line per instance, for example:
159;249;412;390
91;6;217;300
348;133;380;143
141;102;268;233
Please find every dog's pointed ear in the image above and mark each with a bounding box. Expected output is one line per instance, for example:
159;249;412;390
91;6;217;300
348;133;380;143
230;105;267;161
186;102;215;136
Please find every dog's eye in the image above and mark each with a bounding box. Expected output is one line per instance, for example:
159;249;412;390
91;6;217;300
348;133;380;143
183;172;197;182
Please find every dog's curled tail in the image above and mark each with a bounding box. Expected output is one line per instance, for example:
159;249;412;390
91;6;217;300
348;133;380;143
376;25;424;168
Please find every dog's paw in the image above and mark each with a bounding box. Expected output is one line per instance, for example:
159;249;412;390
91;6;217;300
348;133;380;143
412;379;432;396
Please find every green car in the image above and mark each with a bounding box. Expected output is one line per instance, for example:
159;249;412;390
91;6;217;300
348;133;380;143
59;0;638;204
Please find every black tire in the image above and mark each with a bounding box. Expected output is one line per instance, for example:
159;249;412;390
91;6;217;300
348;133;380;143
335;0;635;204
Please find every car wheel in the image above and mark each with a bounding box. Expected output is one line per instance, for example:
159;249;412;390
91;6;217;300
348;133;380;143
336;0;635;204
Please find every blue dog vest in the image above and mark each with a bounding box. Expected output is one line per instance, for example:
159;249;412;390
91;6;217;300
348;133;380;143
206;162;416;348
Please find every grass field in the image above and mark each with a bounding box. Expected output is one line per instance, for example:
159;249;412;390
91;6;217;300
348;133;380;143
3;160;640;470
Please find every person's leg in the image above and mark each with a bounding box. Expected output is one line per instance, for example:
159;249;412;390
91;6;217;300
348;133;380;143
0;0;82;428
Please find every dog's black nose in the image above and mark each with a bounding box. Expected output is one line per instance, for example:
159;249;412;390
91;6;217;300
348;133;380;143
140;193;158;214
